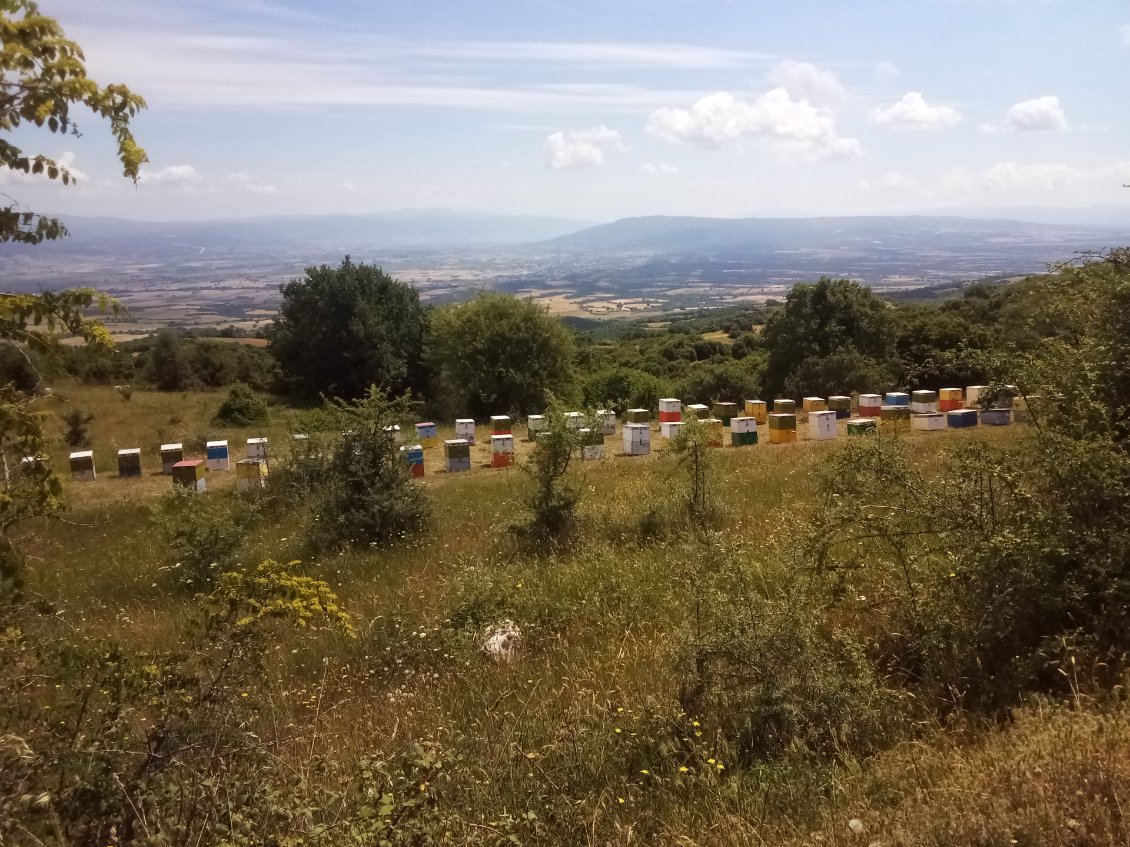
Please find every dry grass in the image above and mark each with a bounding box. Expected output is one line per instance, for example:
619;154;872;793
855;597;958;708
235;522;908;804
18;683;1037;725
18;383;1068;845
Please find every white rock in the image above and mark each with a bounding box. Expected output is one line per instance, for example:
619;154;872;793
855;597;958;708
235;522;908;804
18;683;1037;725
481;620;522;663
848;818;865;836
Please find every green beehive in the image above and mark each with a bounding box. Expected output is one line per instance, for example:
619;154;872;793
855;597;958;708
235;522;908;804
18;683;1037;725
773;399;797;415
768;412;797;430
848;418;878;436
625;408;650;424
713;401;738;426
731;429;758;446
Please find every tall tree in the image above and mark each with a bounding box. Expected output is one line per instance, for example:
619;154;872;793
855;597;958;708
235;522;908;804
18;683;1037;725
270;257;427;402
761;277;895;397
1;0;146;243
427;293;577;417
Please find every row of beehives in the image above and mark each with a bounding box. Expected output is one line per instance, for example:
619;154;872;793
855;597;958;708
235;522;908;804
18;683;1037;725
407;386;1025;475
60;436;279;492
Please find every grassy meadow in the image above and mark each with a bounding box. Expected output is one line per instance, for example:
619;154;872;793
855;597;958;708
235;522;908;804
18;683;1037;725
14;383;1130;846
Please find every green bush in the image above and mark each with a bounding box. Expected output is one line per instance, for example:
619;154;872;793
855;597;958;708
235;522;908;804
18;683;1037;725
213;381;270;427
305;388;430;551
151;489;252;592
513;401;582;545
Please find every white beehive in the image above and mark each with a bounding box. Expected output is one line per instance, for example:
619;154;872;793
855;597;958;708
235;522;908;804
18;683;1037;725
623;423;651;456
246;437;268;460
564;412;583;430
912;413;946;431
455;418;476;444
660;421;685;440
599;410;617;436
808;410;837;441
526;415;545;441
205;440;230;471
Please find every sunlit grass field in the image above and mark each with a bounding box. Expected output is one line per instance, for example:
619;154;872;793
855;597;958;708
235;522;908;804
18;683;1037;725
20;383;1126;846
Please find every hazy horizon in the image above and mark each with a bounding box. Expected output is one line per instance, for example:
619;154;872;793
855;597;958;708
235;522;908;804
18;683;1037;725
2;1;1129;225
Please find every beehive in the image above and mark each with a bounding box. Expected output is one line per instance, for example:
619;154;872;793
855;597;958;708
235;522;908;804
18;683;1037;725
658;398;682;423
491;434;515;468
205;440;230;471
383;424;403;443
660;420;685;440
172;459;206;492
938;388;964;412
910;390;938;414
808;410;837;441
773;399;797;415
599;410;617;436
623;423;651;455
400;444;425;477
703;418;725;447
947;409;978;429
713;402;738;426
20;455;45;473
802;397;827;414
414;422;438;450
827;396;851;419
880;405;911;424
981;408;1012;426
246;436;269;460
160;443;183;475
564;412;583;431
730;416;758;446
455;418;476;445
884;392;910;407
443;438;472;473
858;394;882;418
686;403;709;420
911;412;946;431
847;418;877;436
117;448;142;478
965;385;987;408
768;412;797;444
625;408;650;424
526;415;545;441
490;415;512;436
744;399;768;424
579;426;605;460
236;458;268;491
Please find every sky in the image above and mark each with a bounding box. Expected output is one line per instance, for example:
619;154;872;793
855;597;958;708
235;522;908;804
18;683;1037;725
4;0;1130;222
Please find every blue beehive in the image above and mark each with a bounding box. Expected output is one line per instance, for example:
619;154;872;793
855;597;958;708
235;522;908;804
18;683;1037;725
884;392;910;407
980;408;1012;426
947;409;978;429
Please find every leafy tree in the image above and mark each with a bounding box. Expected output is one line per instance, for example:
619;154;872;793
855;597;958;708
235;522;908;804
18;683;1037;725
762;277;895;397
427;292;577;417
213;381;269;427
1;1;146;243
146;329;194;391
271;257;426;402
581;366;664;414
514;400;583;544
61;406;92;447
676;358;761;405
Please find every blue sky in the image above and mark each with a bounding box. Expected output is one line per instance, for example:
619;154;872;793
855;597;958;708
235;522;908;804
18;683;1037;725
5;0;1130;221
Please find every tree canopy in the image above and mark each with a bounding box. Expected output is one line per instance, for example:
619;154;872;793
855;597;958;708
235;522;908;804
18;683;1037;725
761;277;896;397
1;0;147;243
270;257;427;402
427;292;577;417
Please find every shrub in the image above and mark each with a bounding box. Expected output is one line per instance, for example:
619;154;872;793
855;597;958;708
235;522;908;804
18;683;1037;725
305;388;430;551
213;381;270;427
151;489;251;592
513;401;583;545
61;407;93;447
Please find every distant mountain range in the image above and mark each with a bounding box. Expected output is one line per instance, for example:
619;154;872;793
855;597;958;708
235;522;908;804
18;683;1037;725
539;214;1127;256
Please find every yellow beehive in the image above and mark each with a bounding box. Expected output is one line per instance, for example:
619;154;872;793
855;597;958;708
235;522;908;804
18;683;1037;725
744;399;767;424
769;427;797;444
703;418;724;447
802;397;826;413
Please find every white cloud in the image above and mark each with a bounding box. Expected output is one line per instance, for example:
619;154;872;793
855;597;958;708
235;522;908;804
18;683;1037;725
246;183;282;195
0;151;88;187
881;171;915;189
140;164;201;186
766;60;845;105
544;125;624;170
982;161;1083;190
1006;95;1068;132
872;61;900;82
641;162;680;176
871;92;962;130
940;167;975;194
647;89;862;161
341;181;357;192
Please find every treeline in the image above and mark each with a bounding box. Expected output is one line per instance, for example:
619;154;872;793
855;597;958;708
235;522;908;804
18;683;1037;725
18;255;1052;418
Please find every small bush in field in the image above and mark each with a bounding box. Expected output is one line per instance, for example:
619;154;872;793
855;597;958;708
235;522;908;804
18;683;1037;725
212;381;269;427
513;400;582;545
151;489;251;592
667;413;719;532
305;388;429;551
61;407;93;448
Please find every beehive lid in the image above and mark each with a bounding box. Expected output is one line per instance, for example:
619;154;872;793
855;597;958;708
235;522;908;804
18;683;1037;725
206;440;227;448
160;442;183;451
69;450;93;460
247;437;268;445
456;418;474;425
292;433;309;440
117;448;141;456
173;459;203;467
445;438;469;446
